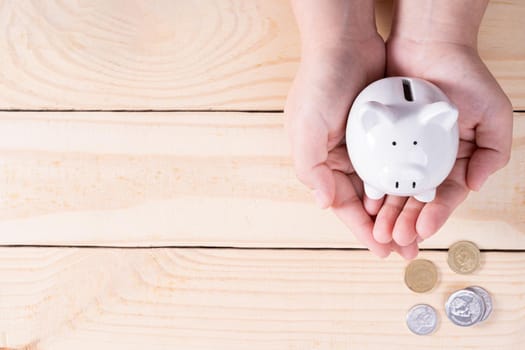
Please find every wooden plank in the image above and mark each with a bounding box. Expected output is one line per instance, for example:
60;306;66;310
0;112;523;249
0;248;523;349
0;0;523;110
0;0;299;110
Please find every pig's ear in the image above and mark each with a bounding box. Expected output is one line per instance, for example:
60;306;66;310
359;101;395;133
419;101;458;130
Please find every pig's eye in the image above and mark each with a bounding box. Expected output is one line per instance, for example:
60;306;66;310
413;141;418;145
392;141;397;146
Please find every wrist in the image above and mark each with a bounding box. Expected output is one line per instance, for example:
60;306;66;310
388;0;488;49
292;0;381;54
301;32;384;57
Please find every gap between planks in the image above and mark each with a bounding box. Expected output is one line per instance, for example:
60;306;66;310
0;109;524;113
0;109;284;113
1;244;524;254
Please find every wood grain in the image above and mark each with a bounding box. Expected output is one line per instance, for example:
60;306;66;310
0;112;523;249
0;248;523;350
0;0;523;110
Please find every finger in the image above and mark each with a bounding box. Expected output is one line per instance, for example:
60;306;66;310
467;147;511;191
416;159;470;239
373;196;407;244
289;116;336;208
467;103;513;191
325;148;383;215
399;241;420;260
325;146;366;200
331;171;391;258
364;195;384;216
326;145;353;174
348;173;365;200
392;198;425;246
391;241;419;260
458;140;476;159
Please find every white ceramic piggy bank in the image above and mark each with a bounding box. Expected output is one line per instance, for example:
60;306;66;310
346;77;459;202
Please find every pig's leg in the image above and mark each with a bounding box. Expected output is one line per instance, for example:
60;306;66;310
414;188;436;203
364;183;385;200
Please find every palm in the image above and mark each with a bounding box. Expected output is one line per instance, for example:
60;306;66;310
377;40;513;245
284;38;419;258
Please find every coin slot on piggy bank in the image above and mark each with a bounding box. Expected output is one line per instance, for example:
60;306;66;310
402;79;414;102
346;77;459;203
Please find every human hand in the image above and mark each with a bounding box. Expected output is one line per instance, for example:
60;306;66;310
285;0;426;259
285;35;421;259
371;38;513;248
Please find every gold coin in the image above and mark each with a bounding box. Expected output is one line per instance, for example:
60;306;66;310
448;241;480;274
404;259;438;293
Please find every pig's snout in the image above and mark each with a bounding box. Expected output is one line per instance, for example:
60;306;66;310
381;164;425;193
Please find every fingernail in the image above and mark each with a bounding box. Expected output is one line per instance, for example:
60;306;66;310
471;175;488;192
476;176;488;191
379;249;391;259
312;189;328;209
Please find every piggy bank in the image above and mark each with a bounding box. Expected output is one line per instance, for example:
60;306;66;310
346;77;459;202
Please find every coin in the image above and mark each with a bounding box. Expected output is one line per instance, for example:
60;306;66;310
406;304;438;335
448;241;480;274
404;259;438;293
445;289;486;327
466;286;493;322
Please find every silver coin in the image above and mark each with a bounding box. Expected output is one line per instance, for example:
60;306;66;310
466;286;493;322
406;304;438;335
445;289;486;327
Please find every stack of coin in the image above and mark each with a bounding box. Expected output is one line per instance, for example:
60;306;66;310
445;286;493;326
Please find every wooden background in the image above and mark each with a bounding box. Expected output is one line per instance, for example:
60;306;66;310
0;0;523;349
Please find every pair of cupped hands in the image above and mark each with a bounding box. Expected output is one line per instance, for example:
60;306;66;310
284;35;513;259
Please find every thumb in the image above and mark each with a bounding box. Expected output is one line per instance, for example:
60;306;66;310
466;104;513;191
467;148;510;191
289;116;336;209
309;165;336;209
